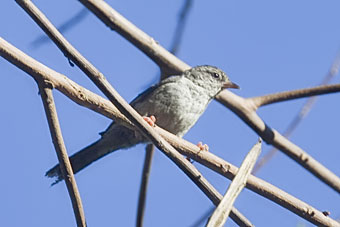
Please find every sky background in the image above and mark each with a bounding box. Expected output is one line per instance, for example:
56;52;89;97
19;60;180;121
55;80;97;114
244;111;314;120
1;0;340;226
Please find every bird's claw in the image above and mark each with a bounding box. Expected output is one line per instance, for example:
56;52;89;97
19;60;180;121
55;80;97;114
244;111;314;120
143;115;156;127
197;142;209;152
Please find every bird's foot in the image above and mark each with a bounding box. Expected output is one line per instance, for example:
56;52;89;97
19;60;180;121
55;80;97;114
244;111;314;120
197;142;209;152
134;115;156;138
143;115;156;127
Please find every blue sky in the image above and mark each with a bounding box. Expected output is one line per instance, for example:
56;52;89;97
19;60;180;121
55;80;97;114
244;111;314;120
1;1;340;226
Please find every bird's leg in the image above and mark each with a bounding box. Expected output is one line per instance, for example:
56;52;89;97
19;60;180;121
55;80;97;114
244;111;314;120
197;142;209;152
143;115;156;127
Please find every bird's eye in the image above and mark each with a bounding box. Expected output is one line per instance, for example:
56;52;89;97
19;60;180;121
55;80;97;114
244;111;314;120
212;73;220;78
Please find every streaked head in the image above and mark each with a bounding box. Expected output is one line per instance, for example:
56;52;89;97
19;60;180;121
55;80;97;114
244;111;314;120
184;65;239;97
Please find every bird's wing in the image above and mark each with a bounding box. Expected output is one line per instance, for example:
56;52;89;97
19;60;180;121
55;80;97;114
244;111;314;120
130;83;158;108
130;75;181;107
100;84;158;136
100;76;181;135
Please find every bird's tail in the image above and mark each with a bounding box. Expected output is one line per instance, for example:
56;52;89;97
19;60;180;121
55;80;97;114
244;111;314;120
46;125;140;184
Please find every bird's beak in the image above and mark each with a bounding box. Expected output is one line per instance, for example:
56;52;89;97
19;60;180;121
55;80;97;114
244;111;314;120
223;81;240;89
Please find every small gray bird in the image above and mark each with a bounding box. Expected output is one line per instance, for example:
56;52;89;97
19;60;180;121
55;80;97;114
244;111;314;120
46;65;239;182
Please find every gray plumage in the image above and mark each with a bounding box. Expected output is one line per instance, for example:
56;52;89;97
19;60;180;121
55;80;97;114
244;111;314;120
46;65;238;183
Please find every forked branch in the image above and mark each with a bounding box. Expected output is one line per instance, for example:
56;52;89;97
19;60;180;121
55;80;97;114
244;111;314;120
1;37;339;226
63;0;340;195
13;1;253;225
253;51;340;173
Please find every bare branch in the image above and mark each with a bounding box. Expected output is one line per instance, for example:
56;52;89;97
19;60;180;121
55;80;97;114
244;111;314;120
72;0;340;194
189;208;214;227
1;36;252;227
13;2;252;226
169;0;193;55
250;83;340;109
253;51;340;174
207;139;261;227
161;0;193;81
216;90;340;194
1;37;338;226
79;0;190;75
38;83;86;227
137;2;193;223
186;141;340;226
31;8;89;48
136;144;154;227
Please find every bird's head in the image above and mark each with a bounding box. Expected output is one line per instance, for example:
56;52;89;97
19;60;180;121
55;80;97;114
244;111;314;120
184;65;239;98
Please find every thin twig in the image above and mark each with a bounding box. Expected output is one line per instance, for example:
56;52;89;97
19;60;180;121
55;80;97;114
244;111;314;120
216;90;340;194
207;139;261;227
253;52;340;174
188;141;340;227
136;144;154;227
137;0;193;222
38;82;86;227
250;84;340;109
189;208;214;227
31;8;88;48
79;0;190;76
169;0;192;55
160;0;193;81
74;0;340;194
1;37;339;226
14;2;252;226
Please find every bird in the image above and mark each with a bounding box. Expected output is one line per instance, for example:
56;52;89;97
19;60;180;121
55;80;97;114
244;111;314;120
46;65;239;183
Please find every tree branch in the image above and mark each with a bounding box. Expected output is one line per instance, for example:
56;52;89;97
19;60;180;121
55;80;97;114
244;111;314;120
79;0;190;76
253;51;340;174
168;0;193;55
38;82;86;227
31;8;89;48
73;0;340;194
1;37;339;226
250;83;340;109
137;2;193;223
207;139;261;227
216;90;340;195
13;2;252;226
136;144;154;227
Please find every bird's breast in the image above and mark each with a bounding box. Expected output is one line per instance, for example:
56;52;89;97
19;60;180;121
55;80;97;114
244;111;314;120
135;80;211;137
